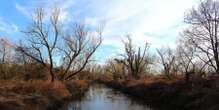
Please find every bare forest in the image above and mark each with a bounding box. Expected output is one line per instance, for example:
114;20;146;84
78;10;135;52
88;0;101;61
0;0;219;110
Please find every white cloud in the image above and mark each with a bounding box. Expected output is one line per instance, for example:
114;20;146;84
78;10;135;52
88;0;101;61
13;0;200;58
15;3;30;18
14;0;76;22
11;24;19;32
0;17;19;34
84;17;98;26
87;0;200;50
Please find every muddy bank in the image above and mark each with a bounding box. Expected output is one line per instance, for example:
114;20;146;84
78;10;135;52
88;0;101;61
0;80;89;110
100;77;219;110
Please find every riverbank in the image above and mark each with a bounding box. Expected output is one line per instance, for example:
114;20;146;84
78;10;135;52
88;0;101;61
0;80;89;110
100;76;219;110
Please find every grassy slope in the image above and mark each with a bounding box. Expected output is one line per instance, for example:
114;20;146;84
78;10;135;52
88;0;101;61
0;80;88;110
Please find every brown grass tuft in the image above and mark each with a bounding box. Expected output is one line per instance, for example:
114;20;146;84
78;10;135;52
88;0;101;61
0;80;71;110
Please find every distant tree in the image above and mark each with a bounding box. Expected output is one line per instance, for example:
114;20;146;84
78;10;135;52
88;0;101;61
157;47;175;80
184;0;219;75
176;39;196;82
0;38;14;79
116;35;150;79
104;59;125;80
86;63;103;80
0;38;13;63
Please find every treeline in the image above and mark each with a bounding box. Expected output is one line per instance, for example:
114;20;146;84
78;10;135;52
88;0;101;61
0;0;219;83
101;0;219;83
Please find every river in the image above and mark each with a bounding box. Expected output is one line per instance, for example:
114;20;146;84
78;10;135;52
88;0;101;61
67;84;153;110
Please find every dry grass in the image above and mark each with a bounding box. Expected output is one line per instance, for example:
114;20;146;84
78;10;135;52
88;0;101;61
64;80;89;97
103;75;219;110
0;80;71;110
119;75;184;87
68;80;88;88
0;80;71;97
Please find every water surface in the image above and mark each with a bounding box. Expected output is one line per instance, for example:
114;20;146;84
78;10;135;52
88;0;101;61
68;84;153;110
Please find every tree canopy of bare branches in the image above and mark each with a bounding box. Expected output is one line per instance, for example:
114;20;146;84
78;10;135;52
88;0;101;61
184;0;219;75
116;35;151;79
17;7;61;82
176;39;196;82
0;38;14;79
157;47;175;80
59;24;102;80
16;7;103;81
0;38;13;64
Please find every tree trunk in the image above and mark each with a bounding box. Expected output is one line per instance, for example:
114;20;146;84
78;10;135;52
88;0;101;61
214;50;219;75
50;68;55;82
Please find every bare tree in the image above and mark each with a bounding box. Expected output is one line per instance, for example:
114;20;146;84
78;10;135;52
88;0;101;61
0;38;13;63
59;24;102;80
0;38;14;79
184;0;219;75
104;59;125;80
116;35;150;79
17;7;61;82
86;63;103;80
106;60;118;80
176;39;196;82
157;47;175;80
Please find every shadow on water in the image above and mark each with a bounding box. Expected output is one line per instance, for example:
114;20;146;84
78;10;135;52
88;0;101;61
68;84;154;110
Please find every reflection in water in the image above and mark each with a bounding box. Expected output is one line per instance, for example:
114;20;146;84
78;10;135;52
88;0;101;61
68;84;153;110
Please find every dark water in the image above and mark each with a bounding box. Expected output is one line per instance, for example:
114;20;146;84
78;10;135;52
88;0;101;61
68;84;153;110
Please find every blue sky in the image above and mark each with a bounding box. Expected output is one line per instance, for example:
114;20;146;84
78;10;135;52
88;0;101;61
0;0;200;63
